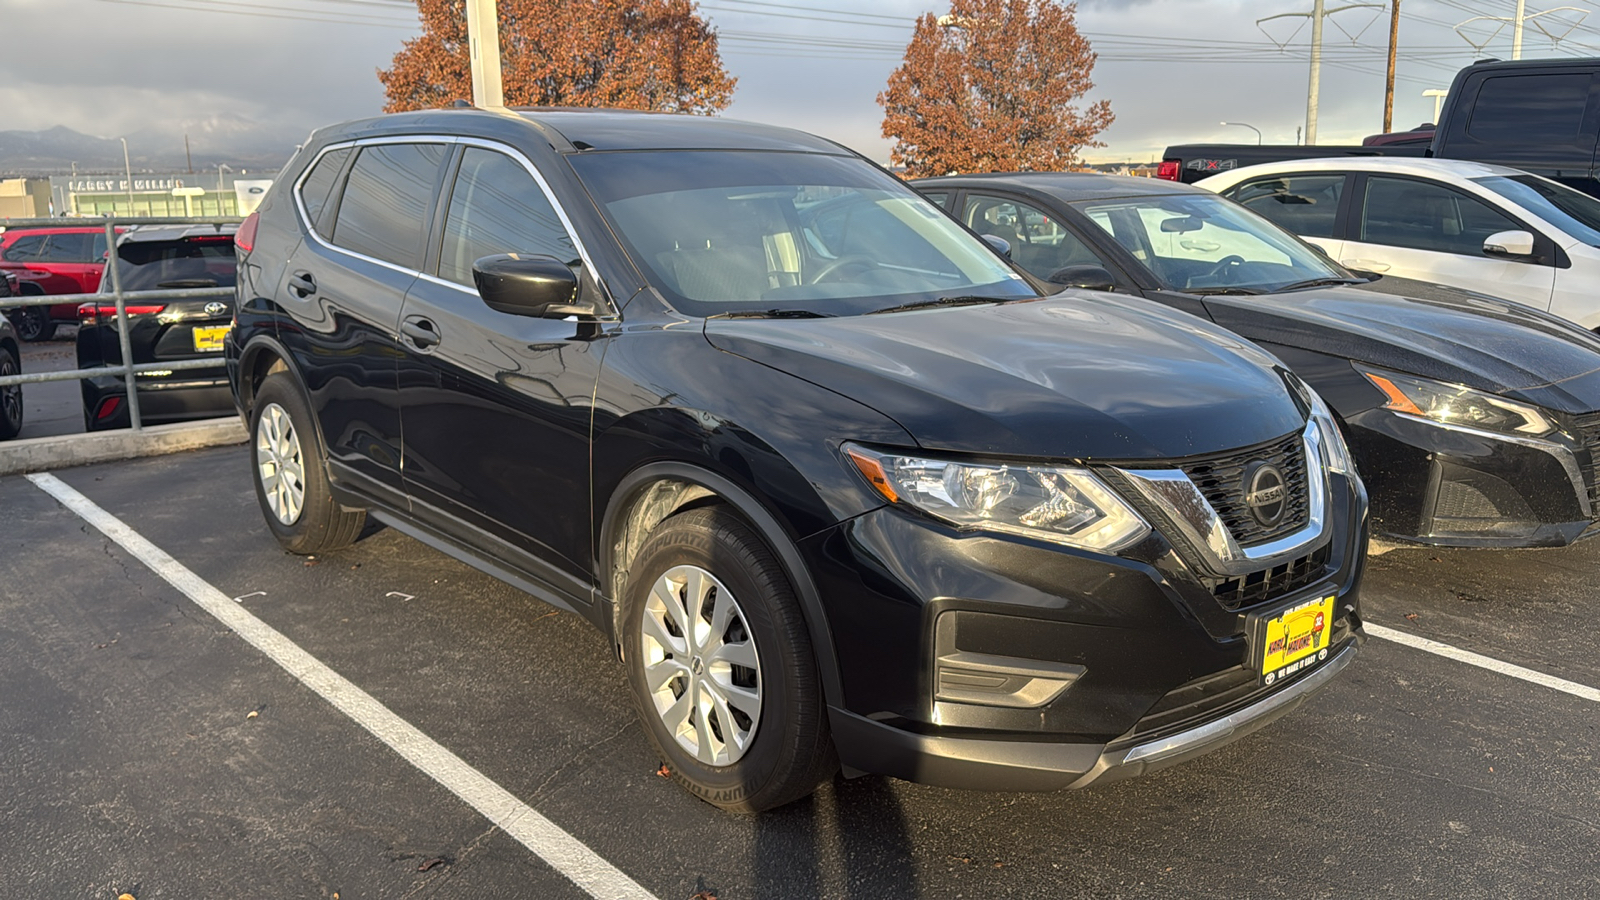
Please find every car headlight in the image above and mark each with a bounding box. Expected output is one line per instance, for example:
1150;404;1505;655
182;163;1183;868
844;444;1150;552
1357;366;1555;438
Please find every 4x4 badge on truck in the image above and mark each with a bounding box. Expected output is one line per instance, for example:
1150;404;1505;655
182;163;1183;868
1244;461;1287;527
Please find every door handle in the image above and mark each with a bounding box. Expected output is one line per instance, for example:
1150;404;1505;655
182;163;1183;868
1340;259;1391;273
287;270;317;297
401;317;441;349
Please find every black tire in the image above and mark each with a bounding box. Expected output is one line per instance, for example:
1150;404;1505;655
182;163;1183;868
250;373;365;554
0;347;22;440
623;506;836;812
14;306;55;342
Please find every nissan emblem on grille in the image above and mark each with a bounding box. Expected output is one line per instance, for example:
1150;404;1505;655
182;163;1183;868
1243;461;1287;527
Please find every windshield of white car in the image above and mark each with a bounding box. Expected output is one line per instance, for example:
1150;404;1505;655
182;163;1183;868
1072;193;1347;295
1473;175;1600;247
568;150;1036;317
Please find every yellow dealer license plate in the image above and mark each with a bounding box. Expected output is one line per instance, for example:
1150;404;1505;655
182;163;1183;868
193;325;231;352
1255;594;1335;687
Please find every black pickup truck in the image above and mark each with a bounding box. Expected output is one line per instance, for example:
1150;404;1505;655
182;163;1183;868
1161;57;1600;198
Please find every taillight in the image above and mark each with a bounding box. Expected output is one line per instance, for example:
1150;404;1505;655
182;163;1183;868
1156;160;1181;182
77;303;166;325
235;211;260;255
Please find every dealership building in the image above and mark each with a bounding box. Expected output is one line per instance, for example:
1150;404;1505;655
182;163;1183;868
35;173;273;217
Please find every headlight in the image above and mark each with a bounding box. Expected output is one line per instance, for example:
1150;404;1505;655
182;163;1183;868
844;444;1150;552
1357;366;1555;437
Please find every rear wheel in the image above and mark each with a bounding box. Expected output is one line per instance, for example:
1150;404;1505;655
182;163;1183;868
250;373;364;554
0;347;22;439
13;306;55;342
623;506;836;812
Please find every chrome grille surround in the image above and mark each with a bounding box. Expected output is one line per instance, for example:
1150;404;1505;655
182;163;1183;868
1114;421;1329;578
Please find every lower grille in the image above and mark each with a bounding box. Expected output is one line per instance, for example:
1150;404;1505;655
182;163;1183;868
1574;412;1600;519
1209;542;1331;610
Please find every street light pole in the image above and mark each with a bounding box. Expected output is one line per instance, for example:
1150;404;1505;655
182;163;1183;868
118;137;134;212
1221;121;1263;145
465;0;504;107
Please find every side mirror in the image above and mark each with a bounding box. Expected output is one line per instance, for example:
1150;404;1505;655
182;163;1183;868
472;253;593;318
1483;229;1535;259
981;234;1012;259
1047;265;1119;292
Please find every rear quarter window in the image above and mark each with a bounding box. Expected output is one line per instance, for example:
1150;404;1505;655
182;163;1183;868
298;146;352;237
1469;73;1592;145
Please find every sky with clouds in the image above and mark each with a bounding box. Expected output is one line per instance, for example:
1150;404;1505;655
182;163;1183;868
3;0;1599;166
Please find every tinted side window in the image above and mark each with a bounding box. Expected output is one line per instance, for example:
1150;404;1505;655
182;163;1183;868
43;233;95;263
963;193;1107;279
332;143;445;269
920;191;949;209
300;146;352;236
1228;174;1345;239
3;234;46;261
1469;73;1591;145
438;148;577;287
1360;176;1519;255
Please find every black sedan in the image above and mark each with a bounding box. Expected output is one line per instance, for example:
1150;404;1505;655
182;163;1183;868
77;225;238;430
916;172;1600;548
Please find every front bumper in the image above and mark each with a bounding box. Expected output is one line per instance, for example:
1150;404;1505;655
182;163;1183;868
1349;407;1600;548
828;638;1360;792
803;463;1368;791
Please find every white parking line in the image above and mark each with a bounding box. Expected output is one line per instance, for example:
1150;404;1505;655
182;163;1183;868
25;472;660;900
1367;623;1600;703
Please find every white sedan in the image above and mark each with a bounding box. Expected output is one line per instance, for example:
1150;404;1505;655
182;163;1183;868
1197;157;1600;330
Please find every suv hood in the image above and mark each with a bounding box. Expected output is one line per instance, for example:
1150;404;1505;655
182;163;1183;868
1202;275;1600;412
704;293;1307;461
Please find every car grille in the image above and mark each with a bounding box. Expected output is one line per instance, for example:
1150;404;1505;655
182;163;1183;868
1179;431;1310;546
1573;412;1600;519
1209;542;1331;610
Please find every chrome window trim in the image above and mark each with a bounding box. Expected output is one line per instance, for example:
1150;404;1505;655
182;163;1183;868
291;134;616;314
1116;420;1329;576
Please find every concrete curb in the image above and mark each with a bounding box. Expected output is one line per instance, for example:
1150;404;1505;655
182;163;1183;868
0;418;247;476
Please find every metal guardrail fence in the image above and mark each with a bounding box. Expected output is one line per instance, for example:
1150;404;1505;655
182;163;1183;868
0;215;242;432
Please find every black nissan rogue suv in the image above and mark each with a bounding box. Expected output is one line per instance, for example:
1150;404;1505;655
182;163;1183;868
227;108;1368;812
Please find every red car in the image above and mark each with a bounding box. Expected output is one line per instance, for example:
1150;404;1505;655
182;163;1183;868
0;226;120;341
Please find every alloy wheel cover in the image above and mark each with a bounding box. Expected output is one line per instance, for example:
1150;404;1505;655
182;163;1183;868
256;402;306;525
640;564;764;767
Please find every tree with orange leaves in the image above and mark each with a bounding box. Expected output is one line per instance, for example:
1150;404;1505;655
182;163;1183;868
380;0;736;114
878;0;1113;177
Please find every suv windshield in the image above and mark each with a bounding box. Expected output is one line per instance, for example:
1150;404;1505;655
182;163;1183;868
1074;193;1348;294
567;150;1036;316
112;235;237;293
1473;174;1600;246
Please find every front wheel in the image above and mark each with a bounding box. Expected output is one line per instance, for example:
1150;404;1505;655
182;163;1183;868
623;506;836;812
250;373;365;554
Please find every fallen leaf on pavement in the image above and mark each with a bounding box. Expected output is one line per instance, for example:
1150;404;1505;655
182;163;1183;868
689;892;718;900
246;710;259;719
418;857;447;872
656;764;671;777
1404;613;1419;621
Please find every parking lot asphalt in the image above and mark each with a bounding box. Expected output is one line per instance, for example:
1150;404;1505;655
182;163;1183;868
17;331;84;440
2;445;1597;899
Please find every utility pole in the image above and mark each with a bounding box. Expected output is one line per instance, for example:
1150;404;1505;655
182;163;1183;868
465;0;504;108
1384;0;1401;132
1259;1;1385;146
184;134;193;174
1513;0;1527;58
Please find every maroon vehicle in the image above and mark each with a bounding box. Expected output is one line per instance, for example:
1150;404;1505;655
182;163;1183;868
0;226;120;341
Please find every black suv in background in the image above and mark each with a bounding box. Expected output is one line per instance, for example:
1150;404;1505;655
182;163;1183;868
228;109;1367;812
78;225;238;430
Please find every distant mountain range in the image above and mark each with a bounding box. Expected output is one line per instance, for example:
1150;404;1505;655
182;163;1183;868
0;115;305;176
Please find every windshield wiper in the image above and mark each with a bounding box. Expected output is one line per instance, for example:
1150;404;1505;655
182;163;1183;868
1272;277;1367;292
1186;286;1263;296
712;308;835;319
867;295;1011;315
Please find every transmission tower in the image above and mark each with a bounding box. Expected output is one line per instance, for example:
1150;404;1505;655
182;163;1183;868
1260;0;1385;145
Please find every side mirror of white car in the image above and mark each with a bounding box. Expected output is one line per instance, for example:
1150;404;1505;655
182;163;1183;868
1483;230;1536;259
